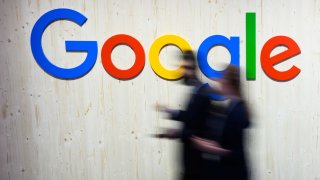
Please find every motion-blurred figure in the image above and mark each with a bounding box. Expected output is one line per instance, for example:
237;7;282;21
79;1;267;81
192;65;251;180
156;50;212;180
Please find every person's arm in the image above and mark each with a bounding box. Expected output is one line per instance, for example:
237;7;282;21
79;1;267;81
153;128;182;139
191;136;231;156
157;104;185;122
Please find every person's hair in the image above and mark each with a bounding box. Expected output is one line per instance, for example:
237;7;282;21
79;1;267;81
224;65;251;120
181;50;196;68
224;65;241;96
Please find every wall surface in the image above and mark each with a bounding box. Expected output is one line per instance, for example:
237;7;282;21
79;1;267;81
1;0;320;180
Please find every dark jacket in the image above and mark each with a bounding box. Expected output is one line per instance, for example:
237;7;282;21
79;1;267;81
220;100;250;180
170;83;212;180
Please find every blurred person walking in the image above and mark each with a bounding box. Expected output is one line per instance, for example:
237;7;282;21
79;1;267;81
192;65;251;180
156;50;212;180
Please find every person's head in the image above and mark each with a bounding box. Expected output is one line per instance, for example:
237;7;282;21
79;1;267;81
219;65;241;97
220;65;251;120
181;50;197;85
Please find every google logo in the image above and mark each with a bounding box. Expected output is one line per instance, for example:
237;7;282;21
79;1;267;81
31;8;301;81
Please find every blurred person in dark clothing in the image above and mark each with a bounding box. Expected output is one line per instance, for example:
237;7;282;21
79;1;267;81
156;50;212;180
192;65;250;180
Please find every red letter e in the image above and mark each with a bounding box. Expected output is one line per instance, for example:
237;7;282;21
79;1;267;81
261;36;301;81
